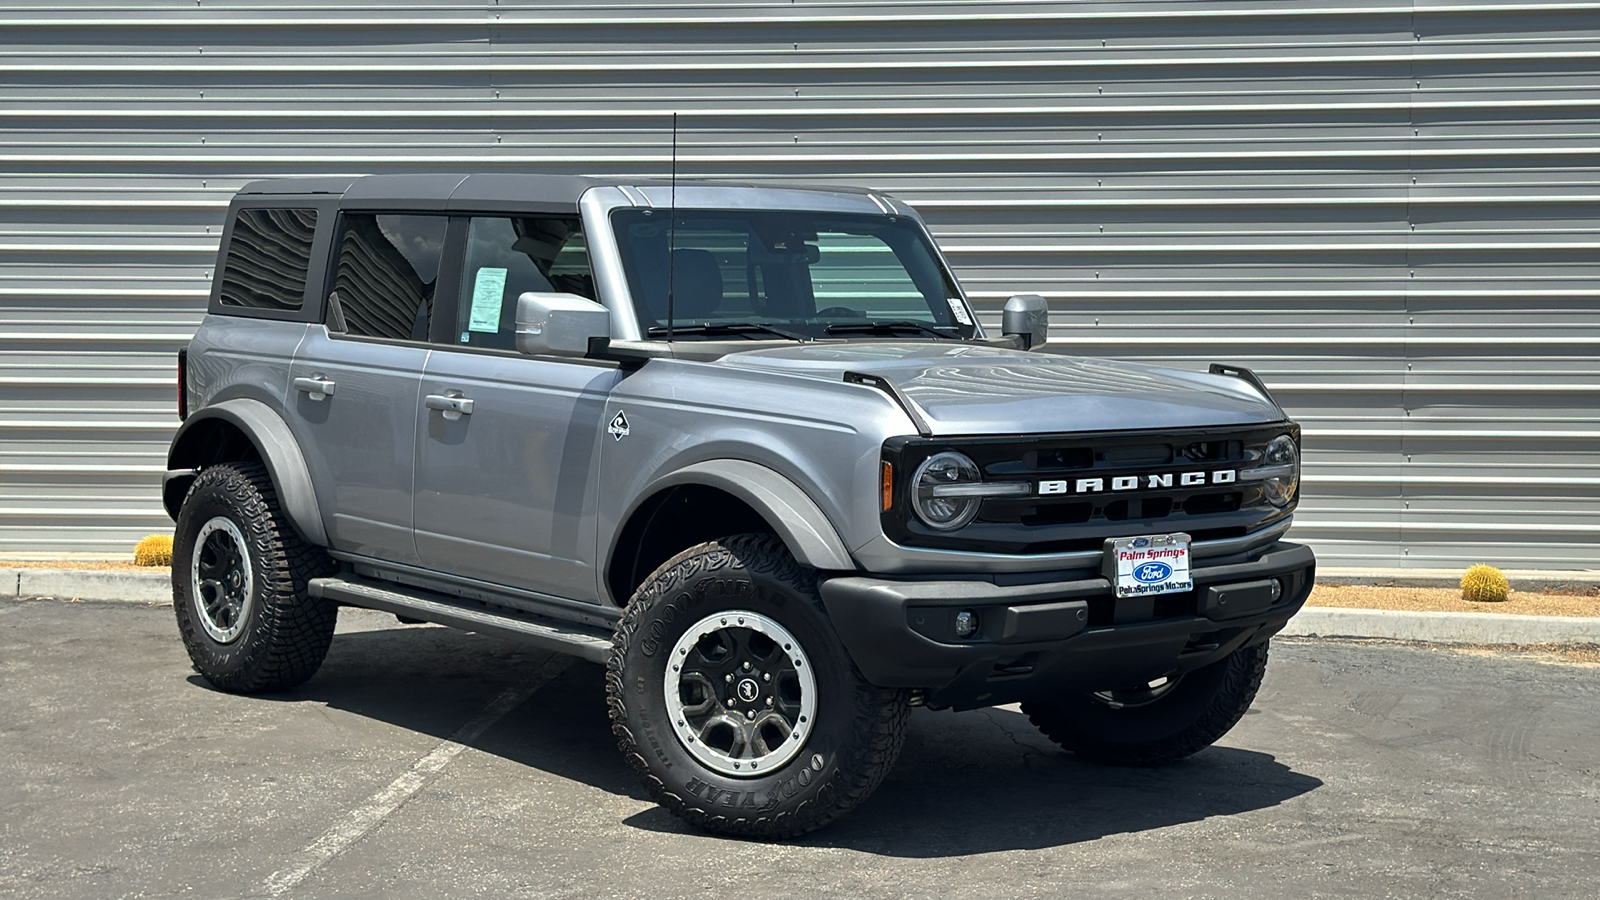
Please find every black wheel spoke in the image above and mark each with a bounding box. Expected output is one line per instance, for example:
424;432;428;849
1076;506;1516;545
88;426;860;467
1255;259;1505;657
729;627;756;660
746;630;780;665
773;670;803;717
677;672;718;717
750;713;792;756
688;630;730;669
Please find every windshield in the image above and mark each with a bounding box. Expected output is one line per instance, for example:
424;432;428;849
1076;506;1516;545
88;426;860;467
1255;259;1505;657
610;209;976;340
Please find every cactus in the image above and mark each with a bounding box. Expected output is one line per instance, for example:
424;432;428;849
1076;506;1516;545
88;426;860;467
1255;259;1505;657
133;534;174;567
1460;564;1510;603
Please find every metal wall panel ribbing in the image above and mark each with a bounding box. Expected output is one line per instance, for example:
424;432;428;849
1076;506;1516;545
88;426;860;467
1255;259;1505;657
0;1;1596;569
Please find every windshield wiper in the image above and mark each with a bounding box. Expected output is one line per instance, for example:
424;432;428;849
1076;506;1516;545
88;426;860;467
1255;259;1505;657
823;320;962;339
647;322;812;342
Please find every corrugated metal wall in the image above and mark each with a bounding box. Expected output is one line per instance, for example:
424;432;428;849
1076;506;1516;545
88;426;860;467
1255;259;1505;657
2;0;1596;570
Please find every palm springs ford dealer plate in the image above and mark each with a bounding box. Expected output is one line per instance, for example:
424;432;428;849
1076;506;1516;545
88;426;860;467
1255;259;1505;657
1110;533;1193;598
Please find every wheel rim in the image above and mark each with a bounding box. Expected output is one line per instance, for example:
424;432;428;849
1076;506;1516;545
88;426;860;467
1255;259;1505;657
1091;675;1183;710
663;611;817;778
190;516;254;644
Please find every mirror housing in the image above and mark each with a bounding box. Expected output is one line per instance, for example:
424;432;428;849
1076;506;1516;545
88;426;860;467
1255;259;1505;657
1002;294;1049;349
515;292;611;357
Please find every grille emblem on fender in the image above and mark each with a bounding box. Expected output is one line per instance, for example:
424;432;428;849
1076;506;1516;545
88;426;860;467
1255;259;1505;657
1036;469;1236;495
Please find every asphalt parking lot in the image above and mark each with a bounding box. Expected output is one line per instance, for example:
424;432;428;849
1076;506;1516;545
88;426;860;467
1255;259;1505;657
2;598;1596;899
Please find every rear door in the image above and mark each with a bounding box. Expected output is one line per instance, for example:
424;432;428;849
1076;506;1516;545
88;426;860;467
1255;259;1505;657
412;214;619;602
285;212;451;565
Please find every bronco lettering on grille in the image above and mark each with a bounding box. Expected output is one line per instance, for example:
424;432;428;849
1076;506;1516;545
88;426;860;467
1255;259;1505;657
1037;469;1237;496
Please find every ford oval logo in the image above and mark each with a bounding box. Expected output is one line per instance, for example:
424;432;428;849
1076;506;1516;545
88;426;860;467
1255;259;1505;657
1133;562;1173;583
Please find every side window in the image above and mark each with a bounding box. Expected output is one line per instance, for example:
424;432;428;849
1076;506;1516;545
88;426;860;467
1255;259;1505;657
329;214;448;341
455;216;590;351
218;208;318;311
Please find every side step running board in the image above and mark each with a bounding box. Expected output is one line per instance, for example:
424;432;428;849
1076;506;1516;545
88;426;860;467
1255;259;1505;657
308;575;614;664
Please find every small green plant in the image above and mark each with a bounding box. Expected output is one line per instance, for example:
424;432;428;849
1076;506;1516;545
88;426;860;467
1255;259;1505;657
1460;564;1510;603
134;534;174;567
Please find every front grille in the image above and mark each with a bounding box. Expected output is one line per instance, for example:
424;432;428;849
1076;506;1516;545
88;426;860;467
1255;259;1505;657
883;423;1296;554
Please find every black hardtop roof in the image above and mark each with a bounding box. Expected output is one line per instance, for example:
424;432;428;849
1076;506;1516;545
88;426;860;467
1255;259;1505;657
237;173;878;211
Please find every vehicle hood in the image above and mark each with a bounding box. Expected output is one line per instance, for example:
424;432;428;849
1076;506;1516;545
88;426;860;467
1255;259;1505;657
716;342;1284;436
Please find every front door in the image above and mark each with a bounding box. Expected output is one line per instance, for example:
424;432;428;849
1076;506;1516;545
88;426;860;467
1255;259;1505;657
285;212;448;565
412;214;619;602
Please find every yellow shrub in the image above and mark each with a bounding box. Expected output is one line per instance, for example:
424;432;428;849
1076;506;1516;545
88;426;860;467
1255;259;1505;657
134;534;174;567
1460;564;1510;603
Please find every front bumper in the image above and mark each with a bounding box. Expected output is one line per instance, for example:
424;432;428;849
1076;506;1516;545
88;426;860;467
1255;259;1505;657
819;541;1315;710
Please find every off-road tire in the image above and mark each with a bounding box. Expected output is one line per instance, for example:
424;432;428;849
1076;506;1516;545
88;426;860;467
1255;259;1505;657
1023;641;1270;766
172;461;338;693
607;534;910;839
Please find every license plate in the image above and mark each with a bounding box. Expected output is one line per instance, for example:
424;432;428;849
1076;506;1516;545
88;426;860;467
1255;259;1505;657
1110;533;1193;598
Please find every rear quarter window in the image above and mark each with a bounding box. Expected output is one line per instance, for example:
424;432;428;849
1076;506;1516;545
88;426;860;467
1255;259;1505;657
217;207;318;311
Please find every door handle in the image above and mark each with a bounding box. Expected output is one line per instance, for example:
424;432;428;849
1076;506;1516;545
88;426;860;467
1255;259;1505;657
424;393;474;419
293;376;336;400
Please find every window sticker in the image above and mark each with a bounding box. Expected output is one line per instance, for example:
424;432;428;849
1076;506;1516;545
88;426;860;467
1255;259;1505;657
468;267;508;333
946;296;974;326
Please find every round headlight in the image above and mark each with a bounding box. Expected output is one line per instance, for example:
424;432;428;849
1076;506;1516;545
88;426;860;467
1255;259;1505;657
1262;434;1300;507
912;451;983;531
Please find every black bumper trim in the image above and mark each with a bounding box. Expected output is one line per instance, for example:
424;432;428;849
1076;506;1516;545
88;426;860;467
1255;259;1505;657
819;541;1315;710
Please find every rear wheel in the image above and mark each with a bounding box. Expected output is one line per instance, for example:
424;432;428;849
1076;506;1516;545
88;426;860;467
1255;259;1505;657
171;462;337;693
607;534;910;839
1023;641;1270;766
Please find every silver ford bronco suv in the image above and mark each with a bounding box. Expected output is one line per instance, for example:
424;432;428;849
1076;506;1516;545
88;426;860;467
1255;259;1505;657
165;174;1313;839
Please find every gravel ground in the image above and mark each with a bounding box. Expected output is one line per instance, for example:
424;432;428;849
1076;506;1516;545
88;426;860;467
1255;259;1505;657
1309;584;1600;617
0;559;155;571
1440;641;1600;665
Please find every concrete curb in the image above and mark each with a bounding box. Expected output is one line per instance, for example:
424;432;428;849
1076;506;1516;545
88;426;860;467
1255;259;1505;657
4;567;171;604
1281;607;1600;645
7;567;1599;646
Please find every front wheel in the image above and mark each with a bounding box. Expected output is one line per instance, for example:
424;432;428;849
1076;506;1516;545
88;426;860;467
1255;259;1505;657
607;534;910;839
1022;641;1270;766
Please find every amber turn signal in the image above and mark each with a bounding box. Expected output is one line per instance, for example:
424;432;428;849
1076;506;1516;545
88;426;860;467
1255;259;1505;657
880;461;893;511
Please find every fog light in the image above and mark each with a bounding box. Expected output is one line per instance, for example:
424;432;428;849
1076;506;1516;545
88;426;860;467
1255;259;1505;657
1269;579;1284;602
954;610;980;638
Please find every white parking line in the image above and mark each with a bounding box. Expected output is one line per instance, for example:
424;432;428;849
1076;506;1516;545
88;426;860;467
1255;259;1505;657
260;656;572;897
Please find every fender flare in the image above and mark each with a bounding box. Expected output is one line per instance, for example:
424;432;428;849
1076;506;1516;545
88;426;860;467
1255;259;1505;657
643;459;855;571
164;398;328;547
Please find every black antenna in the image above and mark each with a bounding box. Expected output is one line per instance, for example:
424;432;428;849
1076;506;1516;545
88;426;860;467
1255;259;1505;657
665;112;678;343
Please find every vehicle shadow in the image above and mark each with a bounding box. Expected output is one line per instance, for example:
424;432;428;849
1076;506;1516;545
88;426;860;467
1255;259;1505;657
794;722;1323;857
215;622;1323;857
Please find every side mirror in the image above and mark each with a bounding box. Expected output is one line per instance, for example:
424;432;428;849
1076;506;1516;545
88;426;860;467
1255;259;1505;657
515;292;611;357
1002;294;1049;349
